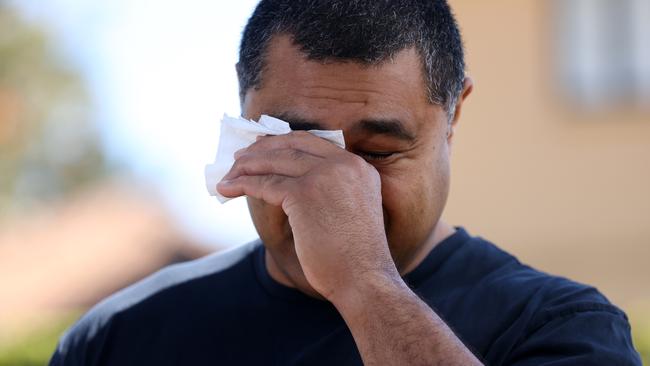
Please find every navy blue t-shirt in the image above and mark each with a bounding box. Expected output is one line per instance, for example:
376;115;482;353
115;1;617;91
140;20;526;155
49;228;641;365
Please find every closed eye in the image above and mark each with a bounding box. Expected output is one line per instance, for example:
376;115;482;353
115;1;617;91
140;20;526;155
357;151;395;161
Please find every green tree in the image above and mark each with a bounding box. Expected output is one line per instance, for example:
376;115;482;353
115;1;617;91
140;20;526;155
0;4;108;214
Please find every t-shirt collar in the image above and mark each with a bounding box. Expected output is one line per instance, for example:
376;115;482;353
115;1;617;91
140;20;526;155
254;227;471;302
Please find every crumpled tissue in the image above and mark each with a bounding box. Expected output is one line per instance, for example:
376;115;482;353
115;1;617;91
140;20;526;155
205;114;345;203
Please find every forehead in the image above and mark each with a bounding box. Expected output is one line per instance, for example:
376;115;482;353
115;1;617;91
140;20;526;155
243;36;443;133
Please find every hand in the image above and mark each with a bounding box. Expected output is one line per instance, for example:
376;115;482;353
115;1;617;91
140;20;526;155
217;131;399;301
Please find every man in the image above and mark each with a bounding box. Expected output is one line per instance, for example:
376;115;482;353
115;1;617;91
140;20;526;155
50;1;641;365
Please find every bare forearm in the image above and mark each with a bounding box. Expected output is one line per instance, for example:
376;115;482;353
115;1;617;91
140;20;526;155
332;273;483;366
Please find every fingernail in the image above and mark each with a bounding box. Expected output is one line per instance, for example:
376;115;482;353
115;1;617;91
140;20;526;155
218;179;232;186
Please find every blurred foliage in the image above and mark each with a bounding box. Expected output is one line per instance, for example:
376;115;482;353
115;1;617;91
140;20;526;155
0;5;108;214
0;313;78;366
632;311;650;365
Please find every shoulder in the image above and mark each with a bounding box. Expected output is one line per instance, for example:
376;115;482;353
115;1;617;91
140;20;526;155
443;233;611;306
439;233;640;365
452;233;625;324
49;240;261;366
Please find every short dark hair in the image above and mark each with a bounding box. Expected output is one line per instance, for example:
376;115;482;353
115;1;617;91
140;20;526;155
237;0;466;118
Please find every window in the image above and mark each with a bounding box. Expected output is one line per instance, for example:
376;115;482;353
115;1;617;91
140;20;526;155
553;0;650;109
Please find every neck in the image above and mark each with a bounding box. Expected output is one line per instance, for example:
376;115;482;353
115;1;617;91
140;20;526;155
399;220;456;275
264;248;295;288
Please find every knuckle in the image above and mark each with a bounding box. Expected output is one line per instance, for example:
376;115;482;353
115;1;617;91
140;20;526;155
349;153;369;169
235;152;252;163
288;148;305;161
260;175;273;191
262;174;281;189
250;134;274;149
290;131;314;146
232;154;251;170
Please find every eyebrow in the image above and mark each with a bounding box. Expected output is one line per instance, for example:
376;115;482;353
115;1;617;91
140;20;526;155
355;119;416;141
273;112;416;142
274;113;326;131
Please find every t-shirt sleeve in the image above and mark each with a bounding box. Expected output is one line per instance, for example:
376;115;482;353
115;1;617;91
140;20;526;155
47;314;111;366
48;348;69;366
48;338;85;366
506;303;642;366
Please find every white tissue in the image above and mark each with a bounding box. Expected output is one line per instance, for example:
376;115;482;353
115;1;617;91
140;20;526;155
205;114;346;203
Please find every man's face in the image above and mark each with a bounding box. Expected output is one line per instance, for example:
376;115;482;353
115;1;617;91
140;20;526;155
241;36;462;296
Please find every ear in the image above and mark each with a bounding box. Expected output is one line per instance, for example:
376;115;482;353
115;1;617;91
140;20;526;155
447;76;474;147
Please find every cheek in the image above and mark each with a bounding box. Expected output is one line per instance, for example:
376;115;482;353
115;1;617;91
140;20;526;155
379;153;450;235
247;198;291;245
380;169;436;223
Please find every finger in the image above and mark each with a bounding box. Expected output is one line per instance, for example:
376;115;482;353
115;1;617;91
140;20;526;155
246;131;344;157
217;174;294;206
223;148;322;181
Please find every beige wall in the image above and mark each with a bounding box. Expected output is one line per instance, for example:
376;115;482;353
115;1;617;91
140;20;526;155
444;0;650;307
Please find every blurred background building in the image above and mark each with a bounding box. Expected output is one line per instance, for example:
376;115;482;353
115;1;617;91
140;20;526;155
0;0;648;364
